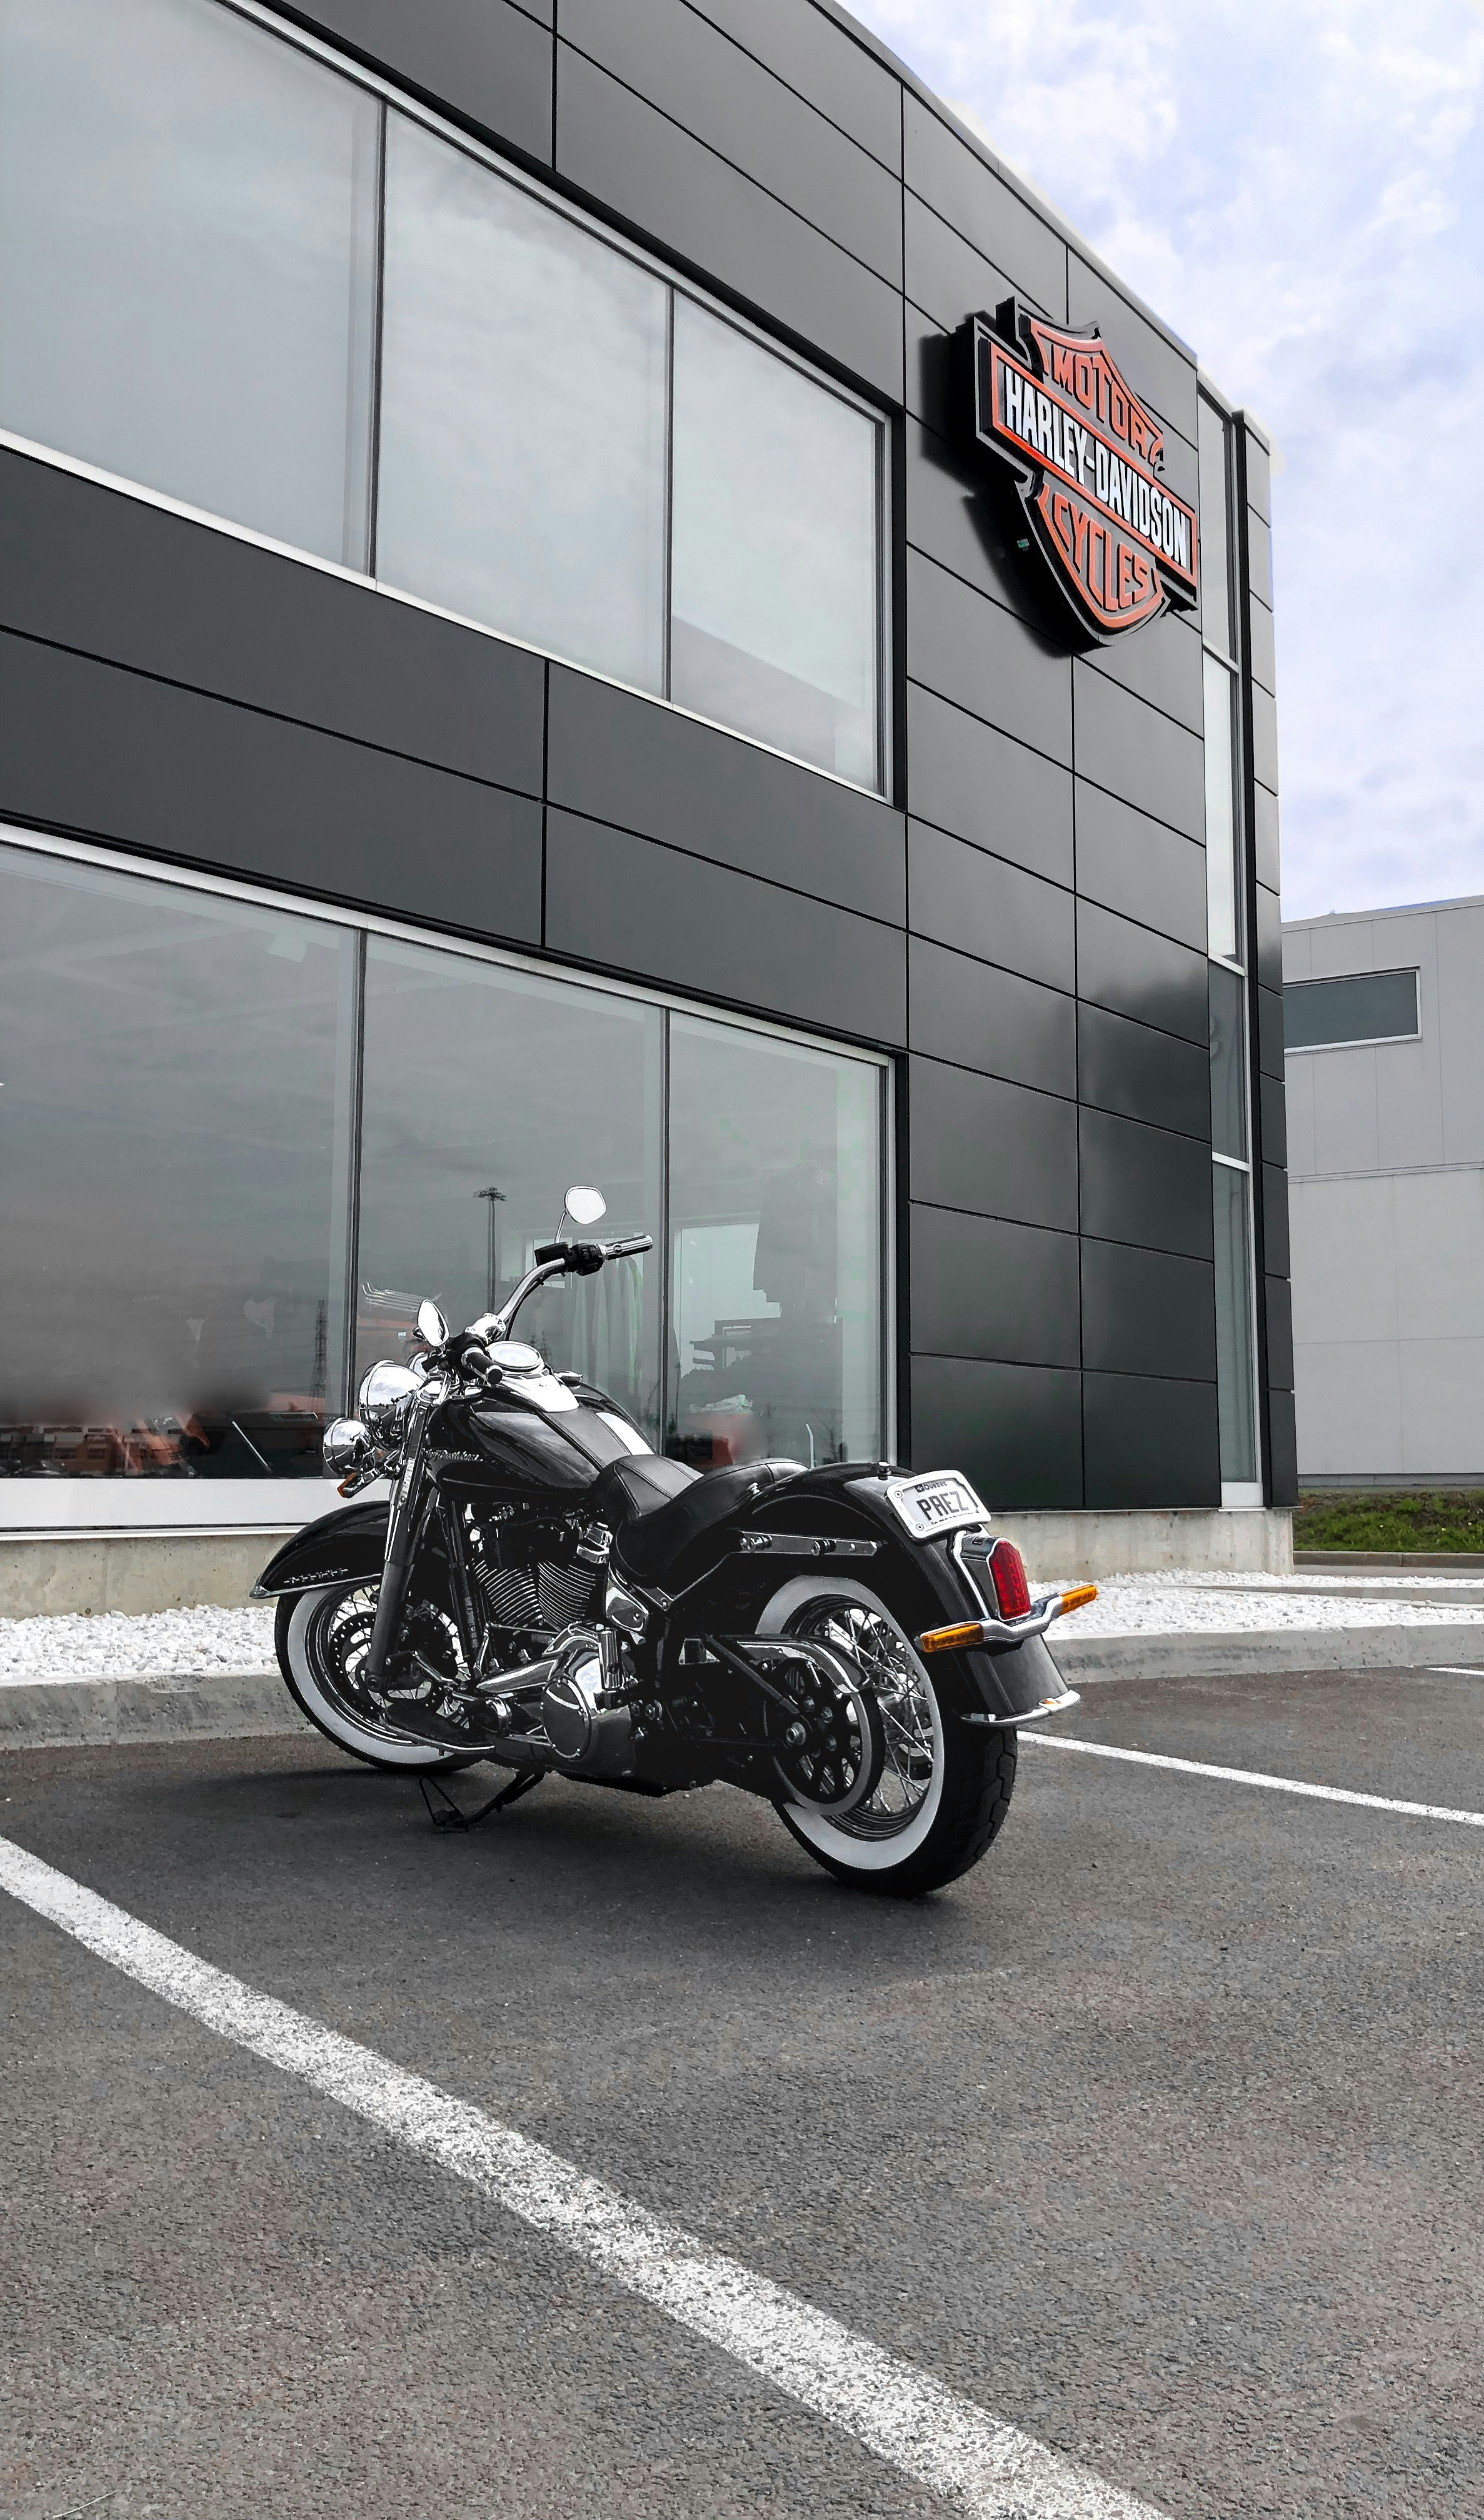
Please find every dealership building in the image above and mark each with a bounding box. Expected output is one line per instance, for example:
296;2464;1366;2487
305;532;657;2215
0;0;1293;1603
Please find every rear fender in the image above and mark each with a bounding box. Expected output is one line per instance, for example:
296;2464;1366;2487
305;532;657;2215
711;1465;1078;1725
251;1499;390;1599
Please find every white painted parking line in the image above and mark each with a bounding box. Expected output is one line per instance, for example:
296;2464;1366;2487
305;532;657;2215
1427;1668;1484;1679
1024;1733;1484;1825
0;1831;1161;2520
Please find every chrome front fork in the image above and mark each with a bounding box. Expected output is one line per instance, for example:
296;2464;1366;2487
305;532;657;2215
365;1394;436;1687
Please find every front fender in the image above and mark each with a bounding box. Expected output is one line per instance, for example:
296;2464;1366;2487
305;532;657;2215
251;1498;389;1598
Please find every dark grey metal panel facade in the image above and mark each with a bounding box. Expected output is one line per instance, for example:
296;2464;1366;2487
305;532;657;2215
0;0;1291;1512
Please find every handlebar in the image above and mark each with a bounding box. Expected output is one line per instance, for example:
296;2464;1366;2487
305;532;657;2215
478;1231;655;1346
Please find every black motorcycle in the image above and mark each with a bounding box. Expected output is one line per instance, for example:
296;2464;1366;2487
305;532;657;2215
256;1187;1095;1895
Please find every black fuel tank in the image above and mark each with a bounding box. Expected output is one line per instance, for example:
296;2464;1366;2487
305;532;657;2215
435;1383;654;1501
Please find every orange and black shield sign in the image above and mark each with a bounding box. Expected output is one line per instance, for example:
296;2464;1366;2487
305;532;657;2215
969;300;1199;642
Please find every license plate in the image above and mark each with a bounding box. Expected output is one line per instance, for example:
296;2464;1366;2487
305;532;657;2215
883;1471;988;1541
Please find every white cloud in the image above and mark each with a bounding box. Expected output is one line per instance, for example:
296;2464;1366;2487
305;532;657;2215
854;0;1484;916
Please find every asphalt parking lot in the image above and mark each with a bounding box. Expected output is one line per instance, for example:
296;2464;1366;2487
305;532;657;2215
3;1662;1482;2520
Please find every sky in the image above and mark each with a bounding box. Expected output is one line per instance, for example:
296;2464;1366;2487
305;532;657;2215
851;0;1484;921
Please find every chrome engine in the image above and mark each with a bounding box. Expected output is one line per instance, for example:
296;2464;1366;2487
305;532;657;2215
466;1506;608;1641
538;1632;636;1778
478;1627;636;1781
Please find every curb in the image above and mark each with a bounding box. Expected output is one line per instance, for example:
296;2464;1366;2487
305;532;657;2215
1295;1550;1484;1572
4;1627;1484;1749
0;1670;309;1750
1050;1625;1484;1682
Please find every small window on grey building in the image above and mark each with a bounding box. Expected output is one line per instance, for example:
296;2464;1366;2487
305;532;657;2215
1283;970;1419;1051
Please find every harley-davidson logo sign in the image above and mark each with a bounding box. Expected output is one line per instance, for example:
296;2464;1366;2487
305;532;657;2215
969;300;1198;641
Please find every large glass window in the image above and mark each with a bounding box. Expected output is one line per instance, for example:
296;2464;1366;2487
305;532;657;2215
1203;651;1240;964
0;0;379;566
0;841;888;1494
1201;391;1261;1498
356;941;663;1437
1212;1164;1258;1484
671;300;881;787
668;1019;882;1468
377;116;669;692
0;0;885;789
0;845;356;1480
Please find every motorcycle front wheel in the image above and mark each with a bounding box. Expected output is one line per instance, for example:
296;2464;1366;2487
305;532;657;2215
757;1576;1016;1898
276;1581;471;1772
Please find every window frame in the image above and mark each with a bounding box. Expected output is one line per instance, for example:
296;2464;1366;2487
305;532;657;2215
0;0;892;801
0;819;896;1531
1198;386;1263;1506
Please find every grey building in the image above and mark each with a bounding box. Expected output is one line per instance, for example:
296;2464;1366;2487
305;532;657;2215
0;0;1291;1593
1283;896;1484;1482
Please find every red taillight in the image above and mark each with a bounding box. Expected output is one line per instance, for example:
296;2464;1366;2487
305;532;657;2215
988;1539;1032;1621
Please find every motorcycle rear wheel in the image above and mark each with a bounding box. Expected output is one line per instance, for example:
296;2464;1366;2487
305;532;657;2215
757;1576;1017;1898
276;1581;471;1772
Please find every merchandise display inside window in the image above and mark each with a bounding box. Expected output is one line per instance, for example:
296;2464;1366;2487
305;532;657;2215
0;0;885;792
0;841;887;1484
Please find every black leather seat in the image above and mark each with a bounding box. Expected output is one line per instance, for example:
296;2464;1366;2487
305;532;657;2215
594;1455;801;1586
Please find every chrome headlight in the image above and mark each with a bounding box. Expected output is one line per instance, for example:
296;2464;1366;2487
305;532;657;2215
356;1360;421;1438
323;1416;371;1475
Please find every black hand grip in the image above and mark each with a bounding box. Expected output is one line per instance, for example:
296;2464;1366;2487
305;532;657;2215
533;1240;568;1266
450;1332;498;1379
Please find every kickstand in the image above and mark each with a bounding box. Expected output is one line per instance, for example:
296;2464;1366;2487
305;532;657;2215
418;1768;545;1832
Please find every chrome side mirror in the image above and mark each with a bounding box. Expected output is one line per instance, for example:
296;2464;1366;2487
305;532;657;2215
416;1298;448;1346
563;1184;606;1228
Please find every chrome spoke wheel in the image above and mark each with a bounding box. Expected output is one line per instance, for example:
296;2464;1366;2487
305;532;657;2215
305;1583;382;1726
759;1572;1016;1896
276;1580;469;1771
784;1598;940;1844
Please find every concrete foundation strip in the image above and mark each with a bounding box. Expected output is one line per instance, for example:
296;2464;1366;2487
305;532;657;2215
1;1829;1162;2520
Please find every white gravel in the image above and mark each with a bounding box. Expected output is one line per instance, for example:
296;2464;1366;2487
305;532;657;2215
0;1606;277;1684
1043;1571;1484;1639
3;1568;1484;1682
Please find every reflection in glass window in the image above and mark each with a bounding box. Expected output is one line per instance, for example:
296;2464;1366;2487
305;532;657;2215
668;1017;881;1468
1203;651;1240;964
671;299;881;786
1213;1164;1258;1483
378;115;669;691
356;941;663;1437
0;0;380;564
1208;962;1247;1161
0;840;888;1486
0;0;888;789
0;846;356;1479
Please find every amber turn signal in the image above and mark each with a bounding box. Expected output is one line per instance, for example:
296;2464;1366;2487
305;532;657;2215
1058;1584;1098;1614
916;1619;989;1655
